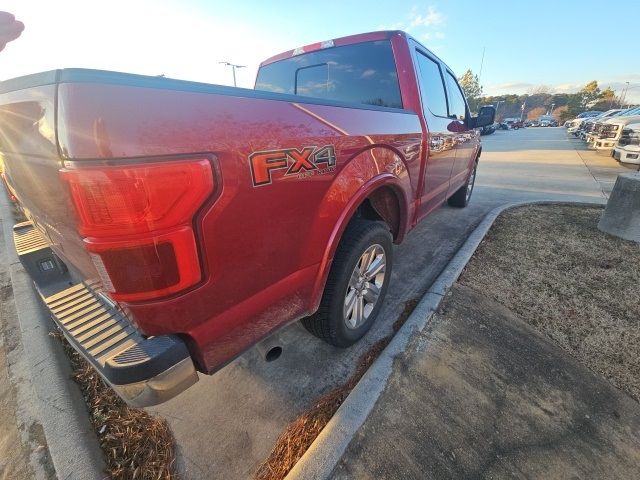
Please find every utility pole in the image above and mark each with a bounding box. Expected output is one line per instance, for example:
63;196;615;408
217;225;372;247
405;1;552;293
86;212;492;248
219;61;246;87
520;96;527;122
620;81;630;107
494;100;502;120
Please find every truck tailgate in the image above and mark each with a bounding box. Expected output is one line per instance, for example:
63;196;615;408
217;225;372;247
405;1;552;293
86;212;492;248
1;72;202;405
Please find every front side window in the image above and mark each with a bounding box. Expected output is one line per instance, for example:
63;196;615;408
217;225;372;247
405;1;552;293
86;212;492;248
414;51;448;117
445;71;467;121
255;40;402;108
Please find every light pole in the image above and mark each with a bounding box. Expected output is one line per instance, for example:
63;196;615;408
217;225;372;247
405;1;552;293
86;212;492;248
621;84;640;107
495;100;502;120
219;61;246;87
549;103;555;116
620;81;630;107
520;96;527;122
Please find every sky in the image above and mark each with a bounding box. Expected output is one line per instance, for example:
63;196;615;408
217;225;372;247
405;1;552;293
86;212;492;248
1;0;639;102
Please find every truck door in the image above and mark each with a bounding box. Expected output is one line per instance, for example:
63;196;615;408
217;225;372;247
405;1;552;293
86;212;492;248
443;69;479;196
412;48;457;219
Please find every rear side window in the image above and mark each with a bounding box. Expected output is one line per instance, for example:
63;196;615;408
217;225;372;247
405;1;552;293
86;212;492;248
445;71;467;120
414;51;448;117
255;41;402;108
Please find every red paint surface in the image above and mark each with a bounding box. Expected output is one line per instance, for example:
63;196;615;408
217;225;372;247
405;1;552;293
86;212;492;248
0;31;480;373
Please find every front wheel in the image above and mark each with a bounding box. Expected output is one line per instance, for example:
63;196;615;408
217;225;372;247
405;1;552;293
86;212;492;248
302;219;393;347
448;162;477;208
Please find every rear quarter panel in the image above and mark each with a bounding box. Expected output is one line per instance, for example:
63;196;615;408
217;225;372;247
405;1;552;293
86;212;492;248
57;82;422;370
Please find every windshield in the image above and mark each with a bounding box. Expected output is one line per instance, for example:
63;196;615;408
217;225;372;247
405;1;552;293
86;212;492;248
616;107;640;116
577;111;602;118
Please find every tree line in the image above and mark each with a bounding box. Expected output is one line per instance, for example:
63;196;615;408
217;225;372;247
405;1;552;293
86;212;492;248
458;69;624;123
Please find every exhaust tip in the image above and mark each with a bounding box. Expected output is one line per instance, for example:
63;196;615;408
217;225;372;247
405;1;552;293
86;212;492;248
264;346;282;362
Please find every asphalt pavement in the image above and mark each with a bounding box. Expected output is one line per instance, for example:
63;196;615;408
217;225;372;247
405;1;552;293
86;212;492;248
148;127;634;479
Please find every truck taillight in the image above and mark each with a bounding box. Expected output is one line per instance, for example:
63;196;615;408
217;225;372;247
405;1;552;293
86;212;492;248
61;159;214;302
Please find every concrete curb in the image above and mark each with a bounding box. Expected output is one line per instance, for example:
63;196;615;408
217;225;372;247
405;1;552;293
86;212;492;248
1;193;106;480
285;199;606;480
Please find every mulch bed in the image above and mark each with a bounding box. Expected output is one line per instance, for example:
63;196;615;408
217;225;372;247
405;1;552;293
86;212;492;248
56;335;178;480
255;298;419;480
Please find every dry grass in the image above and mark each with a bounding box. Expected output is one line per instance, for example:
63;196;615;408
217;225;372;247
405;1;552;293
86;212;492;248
255;298;419;480
54;334;178;479
11;188;176;477
459;204;640;401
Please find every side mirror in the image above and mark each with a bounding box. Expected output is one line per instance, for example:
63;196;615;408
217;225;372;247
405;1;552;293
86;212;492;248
470;106;496;129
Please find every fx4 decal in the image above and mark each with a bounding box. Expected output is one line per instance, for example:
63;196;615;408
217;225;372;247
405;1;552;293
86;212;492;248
249;145;337;186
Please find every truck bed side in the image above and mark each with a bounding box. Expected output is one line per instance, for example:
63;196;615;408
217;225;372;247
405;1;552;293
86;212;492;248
0;68;422;372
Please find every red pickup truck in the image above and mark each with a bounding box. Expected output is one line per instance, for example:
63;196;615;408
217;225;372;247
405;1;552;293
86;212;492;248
0;30;494;406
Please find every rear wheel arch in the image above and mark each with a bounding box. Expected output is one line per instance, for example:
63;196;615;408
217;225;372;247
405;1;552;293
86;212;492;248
309;177;409;312
302;217;393;347
357;185;406;242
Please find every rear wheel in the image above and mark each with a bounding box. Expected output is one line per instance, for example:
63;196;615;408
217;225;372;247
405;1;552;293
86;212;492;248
302;219;392;347
448;161;477;208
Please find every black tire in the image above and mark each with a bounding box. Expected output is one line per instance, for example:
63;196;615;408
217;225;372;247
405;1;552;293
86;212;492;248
448;161;477;208
302;218;393;347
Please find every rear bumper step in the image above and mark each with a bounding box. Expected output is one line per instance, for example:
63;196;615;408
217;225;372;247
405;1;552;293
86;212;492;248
13;222;198;407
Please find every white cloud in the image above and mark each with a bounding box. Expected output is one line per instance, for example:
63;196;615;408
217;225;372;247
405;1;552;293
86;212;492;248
410;6;445;28
553;83;584;93
378;21;405;30
489;82;535;91
420;31;445;42
380;5;446;44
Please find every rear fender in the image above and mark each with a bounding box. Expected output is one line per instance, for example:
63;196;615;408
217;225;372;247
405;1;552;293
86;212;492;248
307;146;412;311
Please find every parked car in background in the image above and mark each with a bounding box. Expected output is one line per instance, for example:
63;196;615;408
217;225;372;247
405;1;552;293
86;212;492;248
567;118;588;134
0;30;495;406
536;115;555;127
566;111;603;131
585;108;631;145
577;111;603;119
506;119;524;129
480;122;496;135
613;122;640;165
594;111;640;151
503;117;523;129
569;110;614;137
